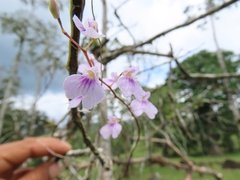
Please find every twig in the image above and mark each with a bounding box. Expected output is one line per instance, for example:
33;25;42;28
51;110;70;136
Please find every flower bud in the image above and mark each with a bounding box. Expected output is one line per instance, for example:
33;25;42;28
49;0;59;19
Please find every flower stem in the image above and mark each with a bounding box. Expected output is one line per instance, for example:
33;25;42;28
57;17;93;67
99;78;141;177
85;39;95;51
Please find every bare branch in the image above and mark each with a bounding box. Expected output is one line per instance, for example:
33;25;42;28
103;0;238;64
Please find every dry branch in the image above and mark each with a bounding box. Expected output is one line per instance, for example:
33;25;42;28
113;155;222;180
103;0;238;64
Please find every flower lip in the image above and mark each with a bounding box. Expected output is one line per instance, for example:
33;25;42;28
87;70;96;79
125;72;132;77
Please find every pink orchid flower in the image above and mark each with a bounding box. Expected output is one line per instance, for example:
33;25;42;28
131;91;158;119
100;116;122;139
72;15;105;39
117;67;143;97
63;61;105;109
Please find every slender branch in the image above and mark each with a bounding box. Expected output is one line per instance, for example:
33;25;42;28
113;6;136;44
51;111;70;136
184;73;240;79
173;55;240;80
136;0;238;48
130;137;222;180
113;155;222;180
130;50;172;57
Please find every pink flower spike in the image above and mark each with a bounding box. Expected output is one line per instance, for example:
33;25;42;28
63;69;105;109
72;15;105;39
117;67;143;97
102;72;119;90
100;116;122;139
131;91;158;119
68;96;83;109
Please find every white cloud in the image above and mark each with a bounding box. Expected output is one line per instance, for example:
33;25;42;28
12;92;68;121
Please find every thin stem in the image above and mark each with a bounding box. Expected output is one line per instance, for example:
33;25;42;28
85;39;95;51
57;17;93;67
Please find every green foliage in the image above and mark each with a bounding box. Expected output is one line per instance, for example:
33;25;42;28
175;50;240;154
1;105;52;143
149;50;240;156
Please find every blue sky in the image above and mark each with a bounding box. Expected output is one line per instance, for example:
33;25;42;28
0;0;239;120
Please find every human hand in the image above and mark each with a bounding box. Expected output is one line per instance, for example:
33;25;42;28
0;137;72;180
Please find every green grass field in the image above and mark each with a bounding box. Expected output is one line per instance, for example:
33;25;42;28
112;142;240;180
120;152;240;180
63;141;240;179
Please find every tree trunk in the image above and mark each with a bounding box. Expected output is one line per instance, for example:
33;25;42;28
28;69;42;136
209;4;240;125
0;40;24;137
97;0;114;179
97;70;114;180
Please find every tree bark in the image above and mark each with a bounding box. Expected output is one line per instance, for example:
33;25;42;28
66;0;85;133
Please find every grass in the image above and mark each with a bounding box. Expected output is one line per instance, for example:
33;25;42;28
61;141;240;179
120;152;240;180
111;142;240;180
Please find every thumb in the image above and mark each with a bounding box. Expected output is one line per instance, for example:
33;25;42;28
18;162;59;180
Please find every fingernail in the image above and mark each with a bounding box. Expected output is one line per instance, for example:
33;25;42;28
48;163;60;179
61;141;72;150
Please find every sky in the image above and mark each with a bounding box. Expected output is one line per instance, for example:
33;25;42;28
0;0;240;121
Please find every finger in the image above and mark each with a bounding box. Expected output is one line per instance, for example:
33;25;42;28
11;168;33;180
18;162;59;180
0;137;71;175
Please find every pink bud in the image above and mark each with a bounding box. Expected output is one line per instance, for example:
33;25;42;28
49;0;59;19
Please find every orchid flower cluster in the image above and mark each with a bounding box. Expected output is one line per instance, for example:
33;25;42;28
60;15;158;139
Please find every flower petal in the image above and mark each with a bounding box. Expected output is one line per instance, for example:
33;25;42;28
100;124;112;139
145;102;158;119
145;91;151;99
132;83;144;98
130;99;144;116
82;81;105;109
84;18;99;32
126;67;139;76
102;72;118;90
78;63;90;74
102;78;113;90
111;123;122;139
111;72;118;79
63;74;83;99
68;96;83;109
72;15;86;32
82;28;105;38
117;77;133;97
